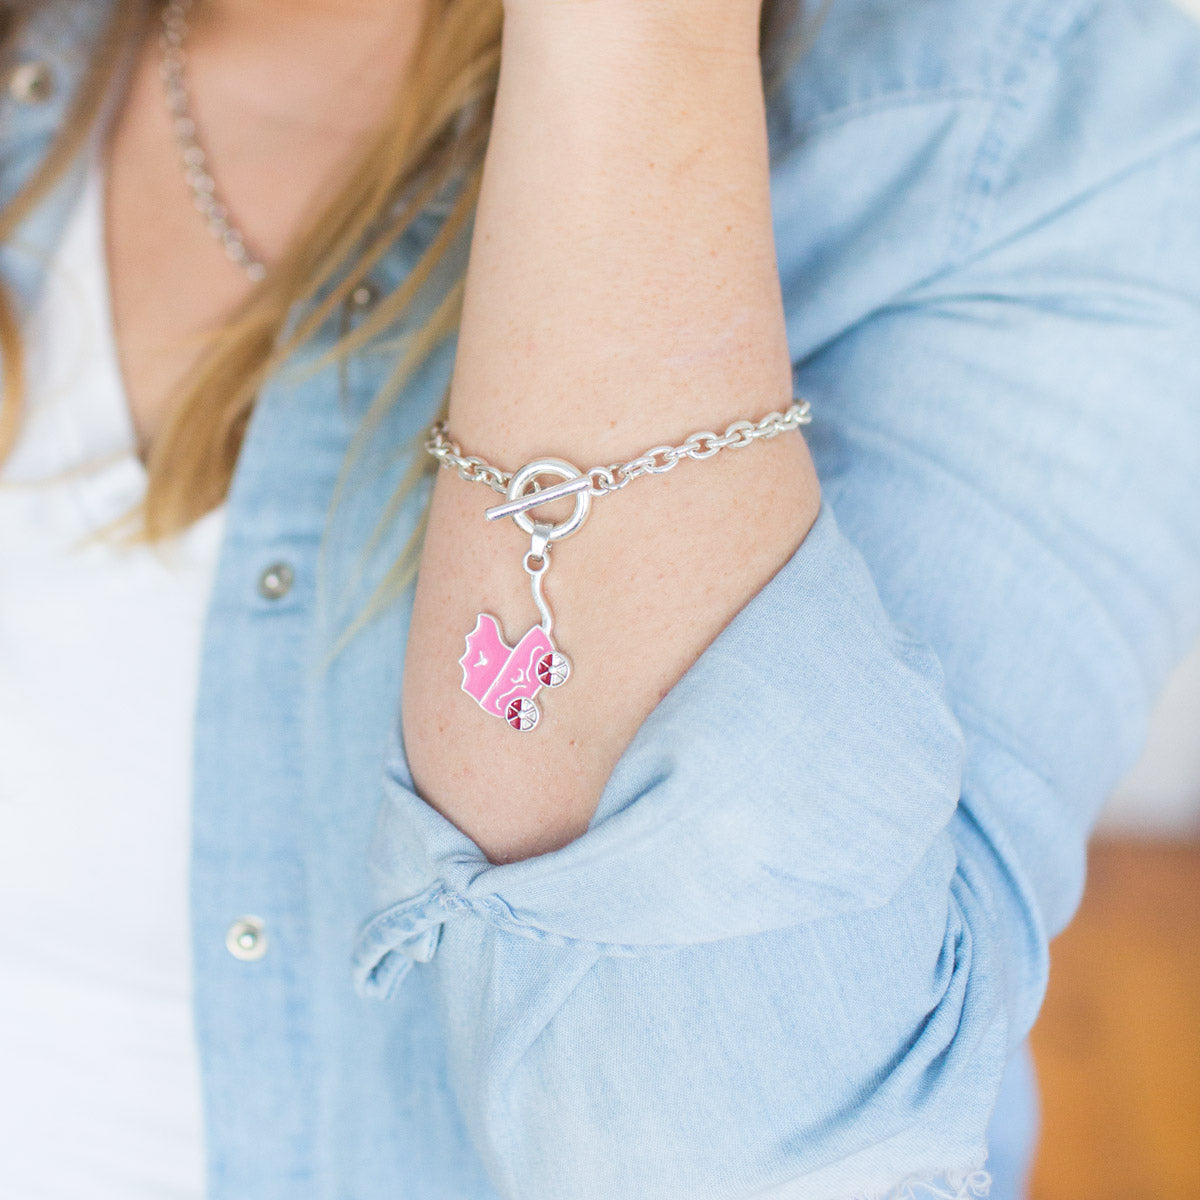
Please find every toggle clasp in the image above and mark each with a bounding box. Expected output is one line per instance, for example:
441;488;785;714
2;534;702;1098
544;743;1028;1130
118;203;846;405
485;458;592;541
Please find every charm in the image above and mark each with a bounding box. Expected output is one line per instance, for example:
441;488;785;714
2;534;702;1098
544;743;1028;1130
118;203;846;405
458;458;591;732
459;613;571;732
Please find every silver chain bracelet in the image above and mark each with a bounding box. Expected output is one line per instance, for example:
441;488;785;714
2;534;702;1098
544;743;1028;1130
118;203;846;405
426;399;811;499
424;398;813;732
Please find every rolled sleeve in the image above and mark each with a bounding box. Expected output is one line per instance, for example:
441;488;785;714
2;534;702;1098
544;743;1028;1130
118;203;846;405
353;498;965;984
351;501;985;1197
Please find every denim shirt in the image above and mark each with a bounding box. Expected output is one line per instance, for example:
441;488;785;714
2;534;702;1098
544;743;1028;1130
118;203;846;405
3;0;1199;1197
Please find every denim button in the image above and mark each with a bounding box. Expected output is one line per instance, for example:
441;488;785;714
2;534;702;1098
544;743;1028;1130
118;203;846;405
225;917;268;961
7;62;54;104
257;561;294;600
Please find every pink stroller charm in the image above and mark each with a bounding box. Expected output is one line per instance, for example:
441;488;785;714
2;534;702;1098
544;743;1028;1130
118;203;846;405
459;614;571;732
457;457;591;732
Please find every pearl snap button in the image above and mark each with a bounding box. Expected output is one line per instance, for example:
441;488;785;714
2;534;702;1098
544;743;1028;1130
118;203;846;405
257;561;294;600
225;917;268;961
348;280;380;311
7;61;54;104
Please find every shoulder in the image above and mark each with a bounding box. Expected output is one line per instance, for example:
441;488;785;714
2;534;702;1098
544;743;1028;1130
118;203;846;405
767;0;1200;352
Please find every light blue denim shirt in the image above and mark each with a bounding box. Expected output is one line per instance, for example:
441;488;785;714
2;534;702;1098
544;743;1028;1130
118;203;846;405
3;0;1199;1196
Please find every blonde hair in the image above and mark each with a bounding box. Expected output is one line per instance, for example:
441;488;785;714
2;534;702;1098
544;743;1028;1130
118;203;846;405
0;0;807;608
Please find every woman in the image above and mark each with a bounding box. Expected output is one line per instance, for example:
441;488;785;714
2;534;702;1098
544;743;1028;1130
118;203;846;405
0;0;1197;1195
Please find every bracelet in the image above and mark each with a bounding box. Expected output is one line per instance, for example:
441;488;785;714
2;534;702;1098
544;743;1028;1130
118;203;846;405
424;398;813;732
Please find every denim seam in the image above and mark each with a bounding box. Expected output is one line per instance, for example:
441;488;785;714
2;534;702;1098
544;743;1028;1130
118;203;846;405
952;0;1106;258
790;86;999;140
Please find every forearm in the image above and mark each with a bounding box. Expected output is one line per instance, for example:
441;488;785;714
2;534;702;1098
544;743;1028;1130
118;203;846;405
402;1;820;863
447;1;787;449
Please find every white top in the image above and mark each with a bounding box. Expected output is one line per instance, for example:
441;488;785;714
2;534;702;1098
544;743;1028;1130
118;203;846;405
0;161;218;1198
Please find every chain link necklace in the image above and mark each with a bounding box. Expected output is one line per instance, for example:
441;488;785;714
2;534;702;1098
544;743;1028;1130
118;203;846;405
159;0;267;282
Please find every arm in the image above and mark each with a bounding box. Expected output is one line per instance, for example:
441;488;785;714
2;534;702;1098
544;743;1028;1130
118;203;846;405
401;0;820;864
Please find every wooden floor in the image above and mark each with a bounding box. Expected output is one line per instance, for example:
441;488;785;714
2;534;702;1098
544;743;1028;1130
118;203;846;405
1029;838;1200;1200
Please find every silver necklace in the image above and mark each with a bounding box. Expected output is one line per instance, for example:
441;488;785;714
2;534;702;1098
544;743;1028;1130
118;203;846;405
159;0;267;282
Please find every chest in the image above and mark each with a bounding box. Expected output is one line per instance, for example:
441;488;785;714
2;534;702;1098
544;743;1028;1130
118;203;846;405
100;12;422;458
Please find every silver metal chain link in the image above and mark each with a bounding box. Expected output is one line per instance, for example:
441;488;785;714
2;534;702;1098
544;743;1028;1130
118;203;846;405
425;399;812;499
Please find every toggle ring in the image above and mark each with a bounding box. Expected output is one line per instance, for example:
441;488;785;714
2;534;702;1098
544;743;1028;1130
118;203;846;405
486;458;592;541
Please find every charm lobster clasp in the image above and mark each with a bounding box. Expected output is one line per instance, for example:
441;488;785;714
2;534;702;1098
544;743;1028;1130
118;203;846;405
459;459;589;731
